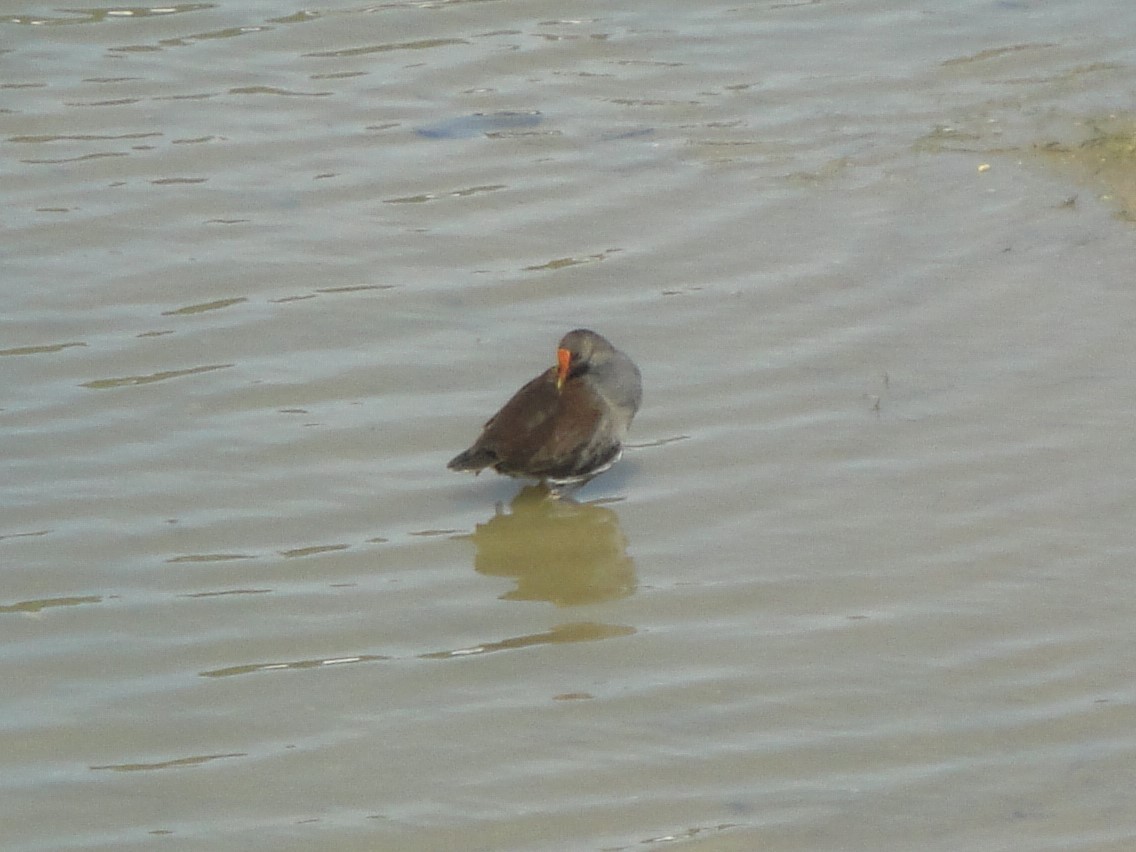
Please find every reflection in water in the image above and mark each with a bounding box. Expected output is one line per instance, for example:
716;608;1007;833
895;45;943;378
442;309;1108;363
0;595;101;615
200;654;390;678
196;624;634;677
465;486;636;606
420;622;636;660
80;363;233;389
90;752;247;773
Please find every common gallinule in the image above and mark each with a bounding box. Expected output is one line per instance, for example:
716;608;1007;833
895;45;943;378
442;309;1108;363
448;329;642;492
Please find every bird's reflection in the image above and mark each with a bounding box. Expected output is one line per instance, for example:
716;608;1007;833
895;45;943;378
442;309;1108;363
467;486;636;606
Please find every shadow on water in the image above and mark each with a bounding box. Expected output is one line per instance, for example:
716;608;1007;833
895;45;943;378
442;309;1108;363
922;109;1136;223
415;110;543;139
461;485;637;607
1034;115;1136;221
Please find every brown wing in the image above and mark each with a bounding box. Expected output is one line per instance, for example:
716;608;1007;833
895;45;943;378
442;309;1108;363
483;372;608;475
450;367;560;474
479;367;560;438
452;368;619;480
519;379;609;478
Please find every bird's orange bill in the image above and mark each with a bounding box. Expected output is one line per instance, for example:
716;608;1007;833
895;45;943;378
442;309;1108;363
556;347;571;391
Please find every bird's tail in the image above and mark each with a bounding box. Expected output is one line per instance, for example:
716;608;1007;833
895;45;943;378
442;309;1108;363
447;445;497;472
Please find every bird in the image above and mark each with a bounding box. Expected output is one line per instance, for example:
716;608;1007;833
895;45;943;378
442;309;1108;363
448;329;642;494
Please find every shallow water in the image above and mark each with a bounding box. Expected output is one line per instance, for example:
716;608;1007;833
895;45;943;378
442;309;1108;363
5;1;1136;849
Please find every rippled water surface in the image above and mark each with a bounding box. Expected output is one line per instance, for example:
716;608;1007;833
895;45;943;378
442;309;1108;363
5;1;1136;849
